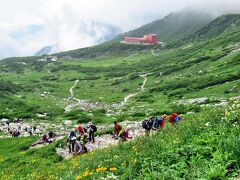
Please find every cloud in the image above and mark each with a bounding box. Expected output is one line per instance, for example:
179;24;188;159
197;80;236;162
0;0;240;59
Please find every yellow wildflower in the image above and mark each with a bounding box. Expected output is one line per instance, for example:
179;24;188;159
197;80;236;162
109;167;117;171
76;175;81;180
96;167;108;172
102;167;108;171
83;170;90;177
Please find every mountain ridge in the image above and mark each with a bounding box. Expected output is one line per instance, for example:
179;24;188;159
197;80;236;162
184;13;240;42
112;9;214;43
35;44;60;56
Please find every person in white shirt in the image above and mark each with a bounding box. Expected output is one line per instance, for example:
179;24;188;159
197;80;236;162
71;137;82;155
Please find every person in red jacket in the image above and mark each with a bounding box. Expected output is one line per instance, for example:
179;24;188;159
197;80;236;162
168;112;178;126
75;124;86;136
160;114;166;128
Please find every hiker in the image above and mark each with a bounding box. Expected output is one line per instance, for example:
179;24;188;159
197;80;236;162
67;131;77;153
113;121;122;139
160;114;166;128
15;130;20;137
71;137;83;155
28;128;33;136
48;131;56;138
80;133;88;152
16;124;21;131
48;131;56;143
33;125;37;133
168;112;181;126
12;129;20;137
153;114;166;130
76;124;86;137
42;133;49;143
87;122;97;143
119;128;132;142
142;116;155;136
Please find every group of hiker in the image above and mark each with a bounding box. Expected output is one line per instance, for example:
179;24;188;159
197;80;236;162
142;112;182;135
64;120;134;155
113;112;182;139
66;122;98;155
9;125;37;137
0;119;37;138
2;111;182;155
55;112;182;155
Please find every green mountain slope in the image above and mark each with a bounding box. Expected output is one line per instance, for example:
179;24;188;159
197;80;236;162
55;41;152;59
186;14;240;41
113;9;214;43
0;14;240;120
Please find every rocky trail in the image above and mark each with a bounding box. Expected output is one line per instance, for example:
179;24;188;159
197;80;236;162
69;80;79;98
0;117;147;160
56;120;146;159
0;119;147;159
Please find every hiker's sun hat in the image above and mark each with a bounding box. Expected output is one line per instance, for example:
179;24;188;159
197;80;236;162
71;137;77;141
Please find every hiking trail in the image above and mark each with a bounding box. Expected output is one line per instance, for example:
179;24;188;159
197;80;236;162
56;120;146;159
65;73;151;112
119;73;150;106
69;80;79;98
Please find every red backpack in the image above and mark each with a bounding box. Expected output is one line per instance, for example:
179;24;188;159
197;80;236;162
169;113;178;122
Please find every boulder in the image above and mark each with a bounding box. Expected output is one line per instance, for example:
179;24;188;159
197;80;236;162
63;120;72;126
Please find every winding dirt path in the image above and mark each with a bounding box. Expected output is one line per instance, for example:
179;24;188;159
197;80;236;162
69;80;79;98
65;73;151;112
121;74;149;105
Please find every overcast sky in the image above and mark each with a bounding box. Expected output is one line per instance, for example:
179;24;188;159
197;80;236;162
1;0;240;59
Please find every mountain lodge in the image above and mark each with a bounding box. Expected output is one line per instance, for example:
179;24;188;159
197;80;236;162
124;34;158;45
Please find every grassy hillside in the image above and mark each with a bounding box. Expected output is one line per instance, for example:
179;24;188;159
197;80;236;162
55;42;152;60
0;101;240;179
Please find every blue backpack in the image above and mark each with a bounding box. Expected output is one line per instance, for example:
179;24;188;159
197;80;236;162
156;117;162;124
174;116;181;122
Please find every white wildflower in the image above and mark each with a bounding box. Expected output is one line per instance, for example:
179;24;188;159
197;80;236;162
205;122;210;127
